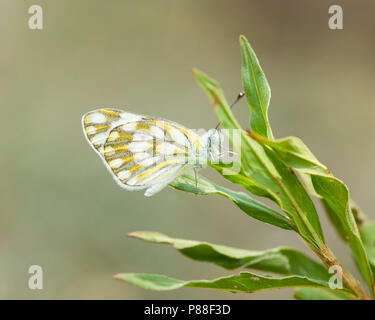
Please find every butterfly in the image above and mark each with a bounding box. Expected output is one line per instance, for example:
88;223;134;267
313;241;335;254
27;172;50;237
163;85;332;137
81;108;226;196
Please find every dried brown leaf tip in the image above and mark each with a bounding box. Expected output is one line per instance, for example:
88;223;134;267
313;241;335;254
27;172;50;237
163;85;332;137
211;92;222;110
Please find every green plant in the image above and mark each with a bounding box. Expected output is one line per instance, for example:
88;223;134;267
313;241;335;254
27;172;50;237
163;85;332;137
115;35;375;300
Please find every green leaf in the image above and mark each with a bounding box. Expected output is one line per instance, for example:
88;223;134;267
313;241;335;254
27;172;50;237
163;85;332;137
321;199;348;242
116;273;185;291
209;162;276;200
119;233;355;297
170;173;296;231
294;288;353;300
128;231;329;280
351;205;375;276
309;175;373;295
250;133;375;294
359;221;375;275
192;68;241;132
193;68;324;248
240;35;273;139
248;132;327;172
115;272;348;294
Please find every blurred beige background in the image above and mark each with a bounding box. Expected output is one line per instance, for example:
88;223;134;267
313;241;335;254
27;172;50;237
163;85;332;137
1;0;374;299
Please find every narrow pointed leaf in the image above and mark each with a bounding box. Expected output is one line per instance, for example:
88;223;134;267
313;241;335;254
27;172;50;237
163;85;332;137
248;132;327;172
240;35;273;138
351;205;375;274
128;231;329;280
209;162;277;200
321;199;348;242
115;272;349;294
170;173;296;231
358;221;375;275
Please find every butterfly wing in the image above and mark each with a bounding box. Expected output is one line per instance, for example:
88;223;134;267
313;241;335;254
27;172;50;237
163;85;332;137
82;108;203;196
82;108;143;157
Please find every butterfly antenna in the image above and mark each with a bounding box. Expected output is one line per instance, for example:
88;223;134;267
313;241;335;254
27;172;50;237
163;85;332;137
215;92;245;130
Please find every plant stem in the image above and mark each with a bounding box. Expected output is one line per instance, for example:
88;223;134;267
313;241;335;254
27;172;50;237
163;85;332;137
312;244;372;300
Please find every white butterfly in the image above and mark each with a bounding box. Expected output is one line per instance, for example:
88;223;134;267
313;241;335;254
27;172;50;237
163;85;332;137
81;108;225;196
